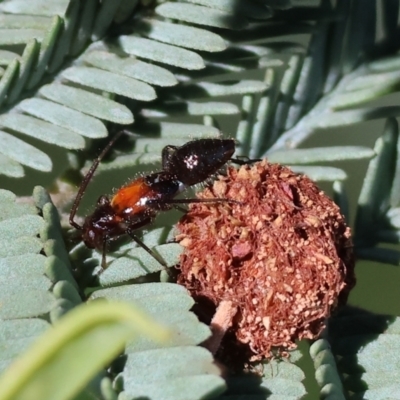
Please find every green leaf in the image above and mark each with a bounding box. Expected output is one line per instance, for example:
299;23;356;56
0;237;42;257
0;291;55;320
118;36;205;70
269;34;400;152
390;118;400;208
26;15;63;89
0;319;50;373
0;189;17;203
69;0;96;56
330;70;400;109
0;215;44;238
0;114;85;149
47;0;80;73
328;307;400;399
126;311;209;352
52;280;82;306
0;14;51;30
0;254;49;282
268;146;374;164
310;340;345;399
0;301;169;400
386;207;400;228
0;153;24;177
142;101;239;117
0;50;19;64
356;118;398;242
18;98;108;139
6;39;38;103
310;106;400;129
0;29;45;45
39;83;134;124
182;80;268;97
285;21;327;130
184;0;272;19
222;357;306;399
98;243;181;286
0;186;78;324
91;283;210;350
91;283;192;310
133;122;220;138
92;282;224;400
156;2;248;30
84;50;177;87
0;130;52;171
289;166;347;182
0;0;68;16
0;59;19;107
123;348;225;400
91;0;124;40
134;18;226;52
44;256;77;290
0;204;37;221
62;66;157;101
32;185;52;210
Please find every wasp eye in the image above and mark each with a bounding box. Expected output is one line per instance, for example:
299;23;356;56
97;195;109;206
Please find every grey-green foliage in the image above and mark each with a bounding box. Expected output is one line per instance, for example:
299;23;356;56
312;307;400;400
1;0;400;399
219;351;307;399
0;186;78;372
92;284;225;400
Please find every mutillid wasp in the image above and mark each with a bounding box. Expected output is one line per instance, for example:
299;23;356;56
70;131;254;271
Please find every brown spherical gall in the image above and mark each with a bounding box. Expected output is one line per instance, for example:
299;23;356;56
176;160;355;362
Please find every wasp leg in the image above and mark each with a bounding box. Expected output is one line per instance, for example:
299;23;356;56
173;205;188;213
154;198;243;206
230;156;261;165
126;230;172;276
100;239;108;271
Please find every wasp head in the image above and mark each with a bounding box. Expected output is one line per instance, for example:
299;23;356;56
81;195;122;250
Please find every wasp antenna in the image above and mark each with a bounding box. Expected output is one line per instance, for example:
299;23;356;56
230;156;261;165
119;129;141;139
127;231;173;277
69;131;125;230
101;239;108;270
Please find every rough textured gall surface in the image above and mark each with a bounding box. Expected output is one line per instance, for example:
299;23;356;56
176;160;355;362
